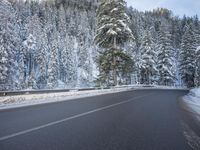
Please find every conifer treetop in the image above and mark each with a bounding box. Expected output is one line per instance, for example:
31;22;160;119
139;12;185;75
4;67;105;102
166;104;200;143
95;0;134;49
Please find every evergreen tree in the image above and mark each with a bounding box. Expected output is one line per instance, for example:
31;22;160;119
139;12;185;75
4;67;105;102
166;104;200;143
195;46;200;87
0;37;8;90
65;36;77;87
59;35;76;86
180;24;196;87
97;49;134;86
58;4;68;82
0;0;21;90
47;42;59;89
35;30;48;88
157;25;176;86
139;30;158;85
95;0;134;85
193;17;200;48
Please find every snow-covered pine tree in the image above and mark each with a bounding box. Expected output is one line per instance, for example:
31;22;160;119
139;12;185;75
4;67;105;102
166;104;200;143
179;24;196;87
47;40;59;89
77;31;90;87
35;29;48;88
123;40;138;84
45;4;59;88
193;16;200;48
95;0;134;85
157;24;176;86
59;34;76;86
24;14;46;88
65;36;77;87
96;48;134;86
23;34;37;89
58;3;68;82
139;30;158;85
195;46;200;87
76;12;96;87
0;37;8;90
0;0;21;90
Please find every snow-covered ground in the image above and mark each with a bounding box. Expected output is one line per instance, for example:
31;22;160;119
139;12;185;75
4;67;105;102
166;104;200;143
180;88;200;147
0;88;130;110
182;88;200;115
118;84;187;90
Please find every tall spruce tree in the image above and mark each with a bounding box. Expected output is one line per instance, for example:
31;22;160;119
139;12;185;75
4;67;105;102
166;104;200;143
0;37;8;90
95;0;134;86
47;43;59;89
96;48;133;86
195;46;200;87
180;24;196;87
139;30;158;85
0;0;21;90
157;25;176;86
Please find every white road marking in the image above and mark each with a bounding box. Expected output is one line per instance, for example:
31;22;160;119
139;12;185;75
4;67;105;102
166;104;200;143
0;94;152;141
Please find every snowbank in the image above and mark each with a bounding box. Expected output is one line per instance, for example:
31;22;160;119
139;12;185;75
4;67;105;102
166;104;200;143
0;88;129;110
116;84;187;90
180;87;200;145
181;88;200;115
189;88;200;98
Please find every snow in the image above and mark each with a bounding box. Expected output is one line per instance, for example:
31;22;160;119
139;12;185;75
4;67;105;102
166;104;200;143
128;84;186;90
111;8;118;13
106;28;117;36
181;88;200;120
190;88;200;98
0;88;130;110
197;46;200;52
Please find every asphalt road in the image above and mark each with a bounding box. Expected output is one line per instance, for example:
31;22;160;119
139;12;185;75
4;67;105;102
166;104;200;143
0;89;192;150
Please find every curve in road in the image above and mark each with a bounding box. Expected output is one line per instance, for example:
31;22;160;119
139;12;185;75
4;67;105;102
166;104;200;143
0;89;192;150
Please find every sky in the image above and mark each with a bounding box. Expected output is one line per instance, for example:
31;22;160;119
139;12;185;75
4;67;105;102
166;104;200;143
126;0;200;17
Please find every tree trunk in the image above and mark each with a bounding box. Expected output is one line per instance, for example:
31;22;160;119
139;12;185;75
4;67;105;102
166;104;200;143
113;36;117;86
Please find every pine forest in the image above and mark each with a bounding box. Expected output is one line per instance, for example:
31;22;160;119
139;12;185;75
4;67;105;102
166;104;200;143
0;0;200;90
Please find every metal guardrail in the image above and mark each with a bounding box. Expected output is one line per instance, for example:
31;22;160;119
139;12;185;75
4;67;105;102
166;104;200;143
0;87;112;97
0;85;188;97
0;89;70;96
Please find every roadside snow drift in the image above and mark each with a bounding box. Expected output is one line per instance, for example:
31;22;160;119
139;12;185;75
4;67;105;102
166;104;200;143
181;88;200;120
0;88;129;110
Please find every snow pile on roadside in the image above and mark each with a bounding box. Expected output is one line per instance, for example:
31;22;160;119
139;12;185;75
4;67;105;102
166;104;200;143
0;88;129;110
118;84;186;90
153;85;187;90
182;88;200;115
190;88;200;98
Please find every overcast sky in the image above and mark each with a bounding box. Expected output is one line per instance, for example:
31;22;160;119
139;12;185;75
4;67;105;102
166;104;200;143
126;0;200;17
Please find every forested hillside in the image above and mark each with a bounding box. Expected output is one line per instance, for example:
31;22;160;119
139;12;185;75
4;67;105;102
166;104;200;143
0;0;200;90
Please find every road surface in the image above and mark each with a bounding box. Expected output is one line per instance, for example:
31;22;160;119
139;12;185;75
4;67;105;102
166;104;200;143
0;89;192;150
